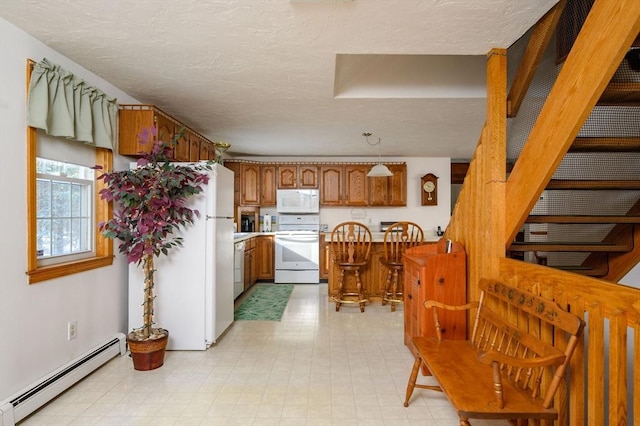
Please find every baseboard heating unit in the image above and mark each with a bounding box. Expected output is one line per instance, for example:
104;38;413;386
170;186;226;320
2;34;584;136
0;333;126;426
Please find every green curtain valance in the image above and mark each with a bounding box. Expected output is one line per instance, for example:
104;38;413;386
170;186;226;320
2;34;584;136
27;58;118;150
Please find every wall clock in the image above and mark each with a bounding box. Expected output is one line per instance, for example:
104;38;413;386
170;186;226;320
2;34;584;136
421;173;438;206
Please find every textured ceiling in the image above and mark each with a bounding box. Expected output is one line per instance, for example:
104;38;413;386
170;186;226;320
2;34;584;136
0;0;557;159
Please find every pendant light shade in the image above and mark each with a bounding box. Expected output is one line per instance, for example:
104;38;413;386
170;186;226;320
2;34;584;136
363;132;393;177
367;163;393;177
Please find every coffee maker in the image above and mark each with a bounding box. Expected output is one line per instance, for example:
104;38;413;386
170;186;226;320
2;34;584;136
240;214;255;232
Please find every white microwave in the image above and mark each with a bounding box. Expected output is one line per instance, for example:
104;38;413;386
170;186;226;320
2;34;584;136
276;189;320;214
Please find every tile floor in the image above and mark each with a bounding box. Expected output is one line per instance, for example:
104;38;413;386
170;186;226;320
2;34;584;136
19;284;509;425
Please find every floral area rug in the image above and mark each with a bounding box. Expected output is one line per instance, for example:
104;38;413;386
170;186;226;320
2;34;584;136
234;284;294;321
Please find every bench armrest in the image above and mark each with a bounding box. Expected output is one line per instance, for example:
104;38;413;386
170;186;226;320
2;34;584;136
478;350;566;369
424;300;479;341
424;300;479;311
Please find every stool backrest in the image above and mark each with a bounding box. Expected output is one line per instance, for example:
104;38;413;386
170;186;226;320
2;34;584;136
383;221;424;262
330;221;372;264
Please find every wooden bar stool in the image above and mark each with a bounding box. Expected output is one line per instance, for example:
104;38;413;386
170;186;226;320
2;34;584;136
330;221;372;312
380;221;424;311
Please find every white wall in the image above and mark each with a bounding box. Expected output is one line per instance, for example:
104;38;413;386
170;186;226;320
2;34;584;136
0;19;137;401
236;156;452;237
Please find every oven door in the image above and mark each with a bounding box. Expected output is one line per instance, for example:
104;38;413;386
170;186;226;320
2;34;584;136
275;233;320;270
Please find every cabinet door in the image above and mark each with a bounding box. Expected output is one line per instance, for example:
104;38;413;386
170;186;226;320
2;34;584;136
319;165;342;206
277;165;297;189
403;259;422;356
299;165;318;188
319;234;330;279
387;164;407;206
189;133;200;162
344;165;368;206
240;164;261;205
244;249;252;290
225;162;242;209
368;173;389;206
261;165;277;206
118;109;155;156
368;163;407;206
255;236;274;280
173;128;190;161
155;114;175;159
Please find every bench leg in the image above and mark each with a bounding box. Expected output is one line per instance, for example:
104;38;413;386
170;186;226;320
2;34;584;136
403;356;422;407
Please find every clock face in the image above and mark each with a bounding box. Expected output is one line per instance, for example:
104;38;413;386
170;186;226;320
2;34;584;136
423;181;436;193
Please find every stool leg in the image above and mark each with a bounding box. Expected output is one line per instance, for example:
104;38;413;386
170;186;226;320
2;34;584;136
355;269;365;313
336;269;345;312
382;267;392;306
391;269;400;312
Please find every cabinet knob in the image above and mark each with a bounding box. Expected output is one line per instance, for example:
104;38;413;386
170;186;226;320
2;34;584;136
438;277;445;284
408;294;412;300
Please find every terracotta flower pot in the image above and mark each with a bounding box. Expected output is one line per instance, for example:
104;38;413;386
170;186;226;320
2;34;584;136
127;330;169;371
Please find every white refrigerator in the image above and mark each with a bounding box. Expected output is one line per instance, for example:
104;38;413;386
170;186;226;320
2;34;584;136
128;163;235;350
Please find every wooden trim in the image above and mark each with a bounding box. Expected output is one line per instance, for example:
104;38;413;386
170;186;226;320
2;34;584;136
507;0;566;117
505;0;640;244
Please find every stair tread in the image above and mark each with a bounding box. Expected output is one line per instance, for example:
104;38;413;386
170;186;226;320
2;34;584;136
570;137;640;153
526;215;640;224
598;82;640;106
510;241;632;252
546;179;640;190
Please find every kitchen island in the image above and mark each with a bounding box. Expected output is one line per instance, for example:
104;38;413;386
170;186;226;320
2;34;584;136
321;232;440;302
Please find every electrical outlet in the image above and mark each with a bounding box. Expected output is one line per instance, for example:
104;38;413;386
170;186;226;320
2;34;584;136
68;320;77;340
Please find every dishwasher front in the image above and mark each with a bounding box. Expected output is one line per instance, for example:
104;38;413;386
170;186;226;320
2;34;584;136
233;240;245;299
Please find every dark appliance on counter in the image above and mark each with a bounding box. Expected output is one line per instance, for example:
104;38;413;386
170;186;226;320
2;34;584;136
240;214;255;232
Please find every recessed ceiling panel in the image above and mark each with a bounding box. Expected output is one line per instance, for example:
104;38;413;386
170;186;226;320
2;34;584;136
334;54;487;98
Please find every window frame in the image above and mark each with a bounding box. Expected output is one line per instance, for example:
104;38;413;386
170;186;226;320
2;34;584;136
26;59;113;284
35;163;96;265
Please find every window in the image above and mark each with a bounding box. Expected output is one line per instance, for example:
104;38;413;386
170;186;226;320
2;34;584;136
26;61;113;284
36;159;95;265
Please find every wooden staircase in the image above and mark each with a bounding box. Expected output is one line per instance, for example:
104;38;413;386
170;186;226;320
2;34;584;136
504;0;640;279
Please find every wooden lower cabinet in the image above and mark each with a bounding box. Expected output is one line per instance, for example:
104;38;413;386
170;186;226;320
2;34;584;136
255;235;274;280
243;237;257;290
327;242;391;300
403;241;467;358
319;234;330;280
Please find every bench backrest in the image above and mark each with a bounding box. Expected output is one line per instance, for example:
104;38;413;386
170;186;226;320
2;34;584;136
471;279;584;408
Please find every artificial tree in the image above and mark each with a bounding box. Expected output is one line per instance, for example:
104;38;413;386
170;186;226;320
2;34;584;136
97;127;211;362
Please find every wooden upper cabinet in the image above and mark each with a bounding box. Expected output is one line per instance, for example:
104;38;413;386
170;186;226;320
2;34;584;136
277;165;319;189
119;106;176;157
240;163;261;206
173;129;190;162
224;162;241;208
278;165;297;189
320;165;343;206
299;165;319;188
118;104;215;161
261;165;277;206
189;132;201;162
369;164;407;206
344;165;369;206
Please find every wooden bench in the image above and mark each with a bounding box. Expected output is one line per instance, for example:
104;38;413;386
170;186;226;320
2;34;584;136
403;278;584;426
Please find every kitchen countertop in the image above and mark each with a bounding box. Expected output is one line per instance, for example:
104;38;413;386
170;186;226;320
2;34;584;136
233;232;276;242
234;231;441;243
321;232;441;243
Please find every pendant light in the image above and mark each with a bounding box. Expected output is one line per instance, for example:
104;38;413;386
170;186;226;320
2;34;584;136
363;132;393;177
